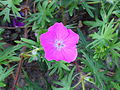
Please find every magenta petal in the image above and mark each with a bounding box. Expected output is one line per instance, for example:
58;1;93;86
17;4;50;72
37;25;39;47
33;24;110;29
48;22;69;40
62;47;78;63
64;29;79;45
44;47;64;61
40;31;56;48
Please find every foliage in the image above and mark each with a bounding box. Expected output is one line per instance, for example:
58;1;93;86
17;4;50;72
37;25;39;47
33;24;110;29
49;61;70;79
0;65;14;87
77;1;120;90
111;82;120;90
0;0;22;22
0;46;22;64
52;67;75;90
0;28;4;41
26;0;96;30
25;0;56;28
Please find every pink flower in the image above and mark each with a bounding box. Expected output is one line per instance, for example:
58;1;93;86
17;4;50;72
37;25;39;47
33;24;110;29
40;22;79;63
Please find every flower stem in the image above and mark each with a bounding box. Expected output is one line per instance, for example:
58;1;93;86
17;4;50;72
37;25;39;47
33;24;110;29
72;73;82;89
72;73;91;89
82;80;85;90
73;79;82;88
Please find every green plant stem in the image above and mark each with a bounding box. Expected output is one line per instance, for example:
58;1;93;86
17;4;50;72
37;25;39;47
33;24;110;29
82;80;85;90
72;73;82;89
87;1;101;4
73;79;82;88
73;77;85;90
21;47;43;57
72;73;91;89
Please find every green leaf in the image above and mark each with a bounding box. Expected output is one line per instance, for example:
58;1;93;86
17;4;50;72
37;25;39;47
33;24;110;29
0;65;15;87
81;1;94;17
21;38;38;46
111;82;120;90
9;56;21;61
49;67;57;76
0;82;6;87
83;18;103;29
49;61;70;77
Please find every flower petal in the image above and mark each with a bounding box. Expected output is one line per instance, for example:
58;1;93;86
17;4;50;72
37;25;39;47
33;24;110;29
40;31;56;48
44;47;64;61
61;47;78;63
64;29;79;45
48;22;69;40
16;22;25;27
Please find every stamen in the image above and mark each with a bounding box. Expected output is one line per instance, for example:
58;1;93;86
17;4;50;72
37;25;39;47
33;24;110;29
54;40;65;50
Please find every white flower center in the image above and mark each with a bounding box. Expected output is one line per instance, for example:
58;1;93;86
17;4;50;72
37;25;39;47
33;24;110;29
54;40;65;50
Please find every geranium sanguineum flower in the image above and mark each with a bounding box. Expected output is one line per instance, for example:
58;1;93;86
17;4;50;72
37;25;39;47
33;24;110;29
12;17;25;27
40;22;79;63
